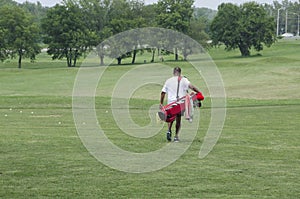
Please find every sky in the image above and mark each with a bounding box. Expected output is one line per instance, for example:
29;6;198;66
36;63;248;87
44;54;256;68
14;0;296;10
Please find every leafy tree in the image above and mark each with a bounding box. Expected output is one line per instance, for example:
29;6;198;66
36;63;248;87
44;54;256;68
79;0;145;65
193;7;216;35
0;5;41;68
127;0;149;64
19;1;48;44
210;2;276;56
188;17;210;50
194;7;217;21
0;0;17;7
156;0;194;33
105;0;134;64
142;4;157;27
78;0;112;65
156;0;195;60
19;1;48;24
107;0;147;64
42;3;96;67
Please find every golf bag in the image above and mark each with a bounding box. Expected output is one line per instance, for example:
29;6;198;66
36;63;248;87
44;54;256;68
158;92;204;123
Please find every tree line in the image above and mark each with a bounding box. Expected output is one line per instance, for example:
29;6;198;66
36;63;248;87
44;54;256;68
0;0;213;68
0;0;299;68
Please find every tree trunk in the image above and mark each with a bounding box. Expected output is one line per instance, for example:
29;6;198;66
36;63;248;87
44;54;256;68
183;48;187;60
100;55;104;66
183;39;189;60
239;44;250;57
175;48;178;61
73;57;77;67
67;56;71;67
73;49;78;67
67;49;72;67
151;48;156;63
132;48;137;64
117;57;122;65
98;45;105;66
18;49;22;69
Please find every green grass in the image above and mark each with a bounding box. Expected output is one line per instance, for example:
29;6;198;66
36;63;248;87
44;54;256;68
0;39;300;198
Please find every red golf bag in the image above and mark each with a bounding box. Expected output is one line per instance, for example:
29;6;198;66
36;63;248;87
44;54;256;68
158;92;204;122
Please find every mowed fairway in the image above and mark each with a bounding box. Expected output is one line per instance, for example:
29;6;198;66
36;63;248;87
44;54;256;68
0;39;300;198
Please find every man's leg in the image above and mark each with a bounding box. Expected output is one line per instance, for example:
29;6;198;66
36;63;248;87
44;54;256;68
168;121;173;132
174;114;181;141
166;121;174;141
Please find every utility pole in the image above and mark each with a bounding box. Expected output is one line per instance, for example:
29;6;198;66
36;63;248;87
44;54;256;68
297;14;299;37
293;13;300;36
277;8;283;36
285;10;288;33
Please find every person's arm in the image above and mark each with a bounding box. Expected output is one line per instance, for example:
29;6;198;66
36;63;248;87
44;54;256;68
189;84;200;93
160;92;166;109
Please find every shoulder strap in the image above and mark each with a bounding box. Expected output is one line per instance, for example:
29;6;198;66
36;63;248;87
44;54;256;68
176;76;182;101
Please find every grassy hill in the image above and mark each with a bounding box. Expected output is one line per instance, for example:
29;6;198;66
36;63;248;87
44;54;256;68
0;39;299;198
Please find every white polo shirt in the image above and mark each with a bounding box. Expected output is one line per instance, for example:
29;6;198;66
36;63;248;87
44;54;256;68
162;76;190;104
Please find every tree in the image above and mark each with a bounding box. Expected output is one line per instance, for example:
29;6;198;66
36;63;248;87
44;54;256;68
156;0;194;33
0;0;17;7
210;2;276;56
193;7;217;21
105;0;147;64
156;0;195;60
42;2;96;67
19;1;48;25
0;5;41;68
142;4;157;27
188;18;210;50
78;0;112;65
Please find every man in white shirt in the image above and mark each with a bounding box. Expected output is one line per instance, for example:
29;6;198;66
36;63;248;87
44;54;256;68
160;67;200;142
